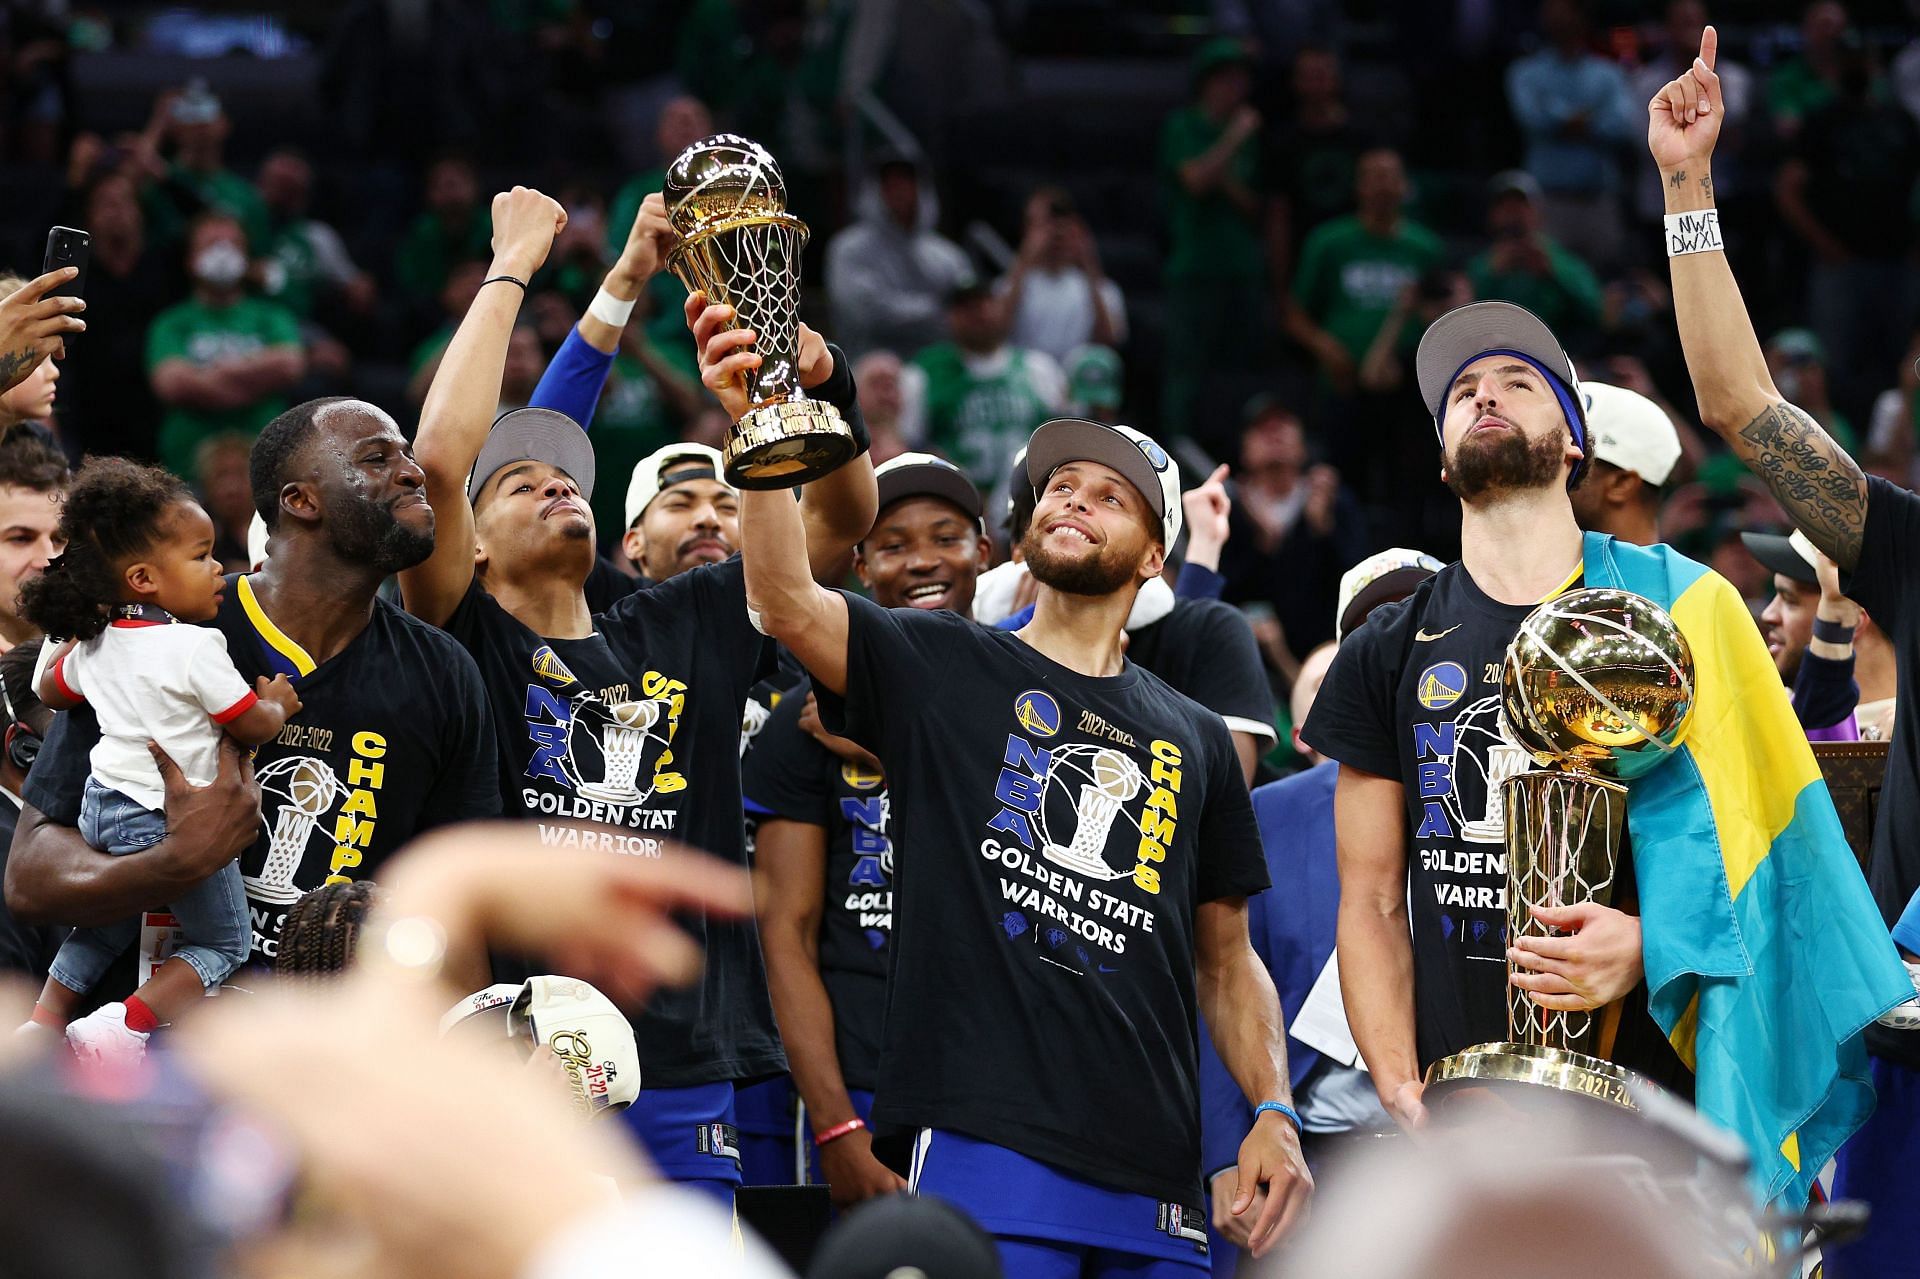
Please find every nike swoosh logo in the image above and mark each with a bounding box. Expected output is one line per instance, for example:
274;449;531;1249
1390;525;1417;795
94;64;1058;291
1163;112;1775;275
1415;626;1461;642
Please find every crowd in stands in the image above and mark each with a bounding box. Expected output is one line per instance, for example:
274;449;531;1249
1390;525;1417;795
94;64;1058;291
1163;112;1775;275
0;0;1915;759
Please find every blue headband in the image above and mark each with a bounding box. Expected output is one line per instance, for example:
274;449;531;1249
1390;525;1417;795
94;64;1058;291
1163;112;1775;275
1434;349;1588;486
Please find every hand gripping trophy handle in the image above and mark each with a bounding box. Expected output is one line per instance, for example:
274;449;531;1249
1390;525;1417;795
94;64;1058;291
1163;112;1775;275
662;133;856;490
1424;588;1696;1115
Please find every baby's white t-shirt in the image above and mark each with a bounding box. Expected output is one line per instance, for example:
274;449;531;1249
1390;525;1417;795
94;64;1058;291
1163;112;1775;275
55;622;258;812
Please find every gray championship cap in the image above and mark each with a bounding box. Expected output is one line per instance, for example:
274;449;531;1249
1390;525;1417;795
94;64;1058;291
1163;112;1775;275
1414;300;1588;482
1025;418;1182;548
466;406;597;505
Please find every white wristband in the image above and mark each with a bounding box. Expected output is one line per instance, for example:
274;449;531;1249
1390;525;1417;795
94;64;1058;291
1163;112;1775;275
588;287;637;328
1664;208;1723;257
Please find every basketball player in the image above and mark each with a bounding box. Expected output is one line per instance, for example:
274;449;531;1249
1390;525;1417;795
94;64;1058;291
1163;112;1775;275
1649;33;1920;1272
745;452;992;1206
701;291;1309;1276
6;396;501;971
1302;301;1692;1130
398;187;877;1205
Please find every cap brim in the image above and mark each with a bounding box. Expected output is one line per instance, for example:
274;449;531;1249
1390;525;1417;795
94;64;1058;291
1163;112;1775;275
876;461;983;522
1415;301;1579;420
1340;567;1434;639
1740;532;1816;584
1025;418;1173;546
468;408;597;504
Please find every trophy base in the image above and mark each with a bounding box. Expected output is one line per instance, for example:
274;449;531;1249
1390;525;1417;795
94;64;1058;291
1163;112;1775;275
1425;1041;1641;1111
728;399;856;490
576;783;646;805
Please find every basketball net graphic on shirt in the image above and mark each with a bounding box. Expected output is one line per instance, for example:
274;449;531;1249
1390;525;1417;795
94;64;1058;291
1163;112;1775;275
1447;695;1530;846
532;646;679;806
245;754;347;904
572;698;665;803
1464;740;1531;842
1038;744;1147;882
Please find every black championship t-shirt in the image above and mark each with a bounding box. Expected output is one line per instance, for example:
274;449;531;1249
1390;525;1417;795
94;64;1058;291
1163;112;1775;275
23;578;501;966
1124;598;1277;747
1841;477;1920;1068
1302;564;1691;1091
819;593;1269;1204
442;556;786;1087
743;688;892;1090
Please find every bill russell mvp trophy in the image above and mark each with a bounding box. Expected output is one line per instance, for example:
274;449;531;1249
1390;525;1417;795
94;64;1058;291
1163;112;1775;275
662;134;855;488
1425;588;1695;1112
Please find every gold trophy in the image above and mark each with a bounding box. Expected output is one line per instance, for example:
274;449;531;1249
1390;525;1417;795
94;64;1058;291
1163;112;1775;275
1425;588;1695;1111
662;134;855;489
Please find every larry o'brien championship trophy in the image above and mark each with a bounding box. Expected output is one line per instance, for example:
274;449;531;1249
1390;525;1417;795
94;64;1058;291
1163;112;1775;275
1426;588;1695;1113
662;134;855;488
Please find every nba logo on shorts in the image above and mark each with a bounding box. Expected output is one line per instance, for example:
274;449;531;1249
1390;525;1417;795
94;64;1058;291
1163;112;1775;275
1417;662;1467;710
1014;689;1061;737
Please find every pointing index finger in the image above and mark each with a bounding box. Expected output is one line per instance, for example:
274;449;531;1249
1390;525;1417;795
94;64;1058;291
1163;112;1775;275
1698;23;1716;71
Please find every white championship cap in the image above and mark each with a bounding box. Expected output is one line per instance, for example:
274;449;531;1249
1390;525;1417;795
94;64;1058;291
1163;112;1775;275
1337;548;1445;642
1024;418;1183;549
511;976;641;1116
624;442;735;531
439;977;641;1116
1581;382;1682;487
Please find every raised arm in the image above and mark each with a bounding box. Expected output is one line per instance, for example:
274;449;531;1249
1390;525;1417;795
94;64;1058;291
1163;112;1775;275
398;187;566;626
1650;26;1868;569
1195;896;1311;1257
528;193;678;426
5;738;259;926
1332;763;1423;1127
687;295;861;690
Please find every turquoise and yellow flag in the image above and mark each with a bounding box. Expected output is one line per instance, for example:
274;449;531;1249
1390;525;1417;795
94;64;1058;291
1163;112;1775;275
1583;533;1911;1205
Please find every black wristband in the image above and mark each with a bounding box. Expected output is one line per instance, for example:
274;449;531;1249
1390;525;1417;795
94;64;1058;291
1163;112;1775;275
812;342;870;456
481;274;529;292
1814;617;1857;645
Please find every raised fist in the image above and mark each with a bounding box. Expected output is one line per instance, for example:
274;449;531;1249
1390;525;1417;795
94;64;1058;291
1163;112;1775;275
489;186;568;279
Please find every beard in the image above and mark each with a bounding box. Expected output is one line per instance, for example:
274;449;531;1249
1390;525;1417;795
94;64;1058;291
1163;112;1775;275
1021;523;1139;597
332;491;436;574
1444;422;1567;501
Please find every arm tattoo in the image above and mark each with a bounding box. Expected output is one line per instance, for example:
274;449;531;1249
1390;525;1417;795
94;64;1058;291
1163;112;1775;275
1699;172;1713;199
1734;402;1868;568
1668;169;1687;189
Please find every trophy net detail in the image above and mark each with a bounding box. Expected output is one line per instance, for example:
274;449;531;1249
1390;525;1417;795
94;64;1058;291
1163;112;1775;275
675;216;807;408
1503;770;1624;1053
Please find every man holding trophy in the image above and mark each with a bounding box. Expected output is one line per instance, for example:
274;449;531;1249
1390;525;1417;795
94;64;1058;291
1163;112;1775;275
694;238;1313;1266
398;146;877;1205
1303;294;1910;1208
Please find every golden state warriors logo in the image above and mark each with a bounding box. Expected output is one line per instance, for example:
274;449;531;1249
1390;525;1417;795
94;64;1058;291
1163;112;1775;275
1417;662;1468;710
1014;689;1061;738
1137;438;1170;471
841;760;883;790
532;645;579;689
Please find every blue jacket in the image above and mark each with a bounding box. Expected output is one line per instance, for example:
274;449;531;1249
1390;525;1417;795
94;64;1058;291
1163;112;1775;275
1200;761;1341;1175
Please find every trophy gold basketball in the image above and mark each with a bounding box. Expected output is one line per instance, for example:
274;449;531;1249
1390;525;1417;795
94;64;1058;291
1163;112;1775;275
1425;588;1695;1111
662;134;855;489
